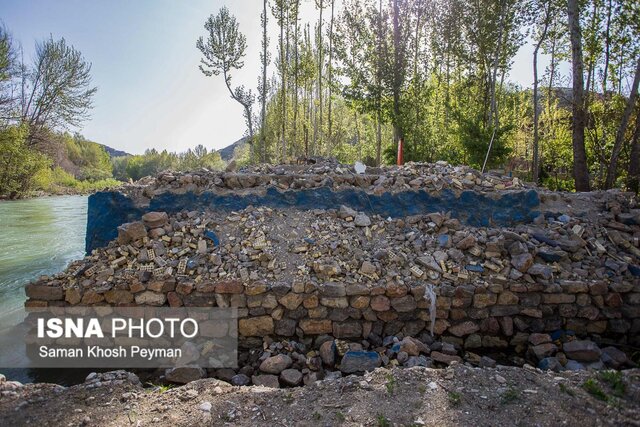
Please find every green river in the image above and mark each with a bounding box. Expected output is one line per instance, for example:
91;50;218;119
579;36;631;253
0;195;89;384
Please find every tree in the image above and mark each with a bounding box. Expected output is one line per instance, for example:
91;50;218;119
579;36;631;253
197;7;255;142
567;0;591;191
259;0;270;162
532;0;554;184
605;56;640;188
21;37;97;145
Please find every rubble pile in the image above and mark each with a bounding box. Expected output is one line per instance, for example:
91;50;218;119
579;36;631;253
125;161;526;199
23;161;640;387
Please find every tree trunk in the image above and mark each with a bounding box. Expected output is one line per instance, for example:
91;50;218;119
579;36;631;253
567;0;590;192
293;1;300;158
375;0;383;166
327;0;335;154
605;57;640;189
279;8;287;162
392;0;403;150
532;2;551;185
627;109;640;193
260;0;268;163
314;0;324;156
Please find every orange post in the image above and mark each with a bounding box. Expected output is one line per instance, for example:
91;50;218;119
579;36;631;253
397;138;404;166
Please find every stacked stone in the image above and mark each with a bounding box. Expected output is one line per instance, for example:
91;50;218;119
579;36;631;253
25;198;640;352
121;161;526;200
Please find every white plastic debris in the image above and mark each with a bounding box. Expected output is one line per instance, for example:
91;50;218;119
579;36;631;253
424;284;437;336
354;161;366;174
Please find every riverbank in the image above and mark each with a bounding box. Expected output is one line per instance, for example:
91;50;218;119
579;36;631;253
1;365;639;426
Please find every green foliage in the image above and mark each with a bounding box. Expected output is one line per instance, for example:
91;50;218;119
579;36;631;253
0;125;50;197
599;371;626;397
64;133;112;181
34;166;120;194
583;378;607;401
448;391;462;406
500;386;521;404
376;414;390;427
115;145;225;182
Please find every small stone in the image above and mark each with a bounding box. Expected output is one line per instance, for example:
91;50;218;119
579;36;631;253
231;374;250;386
531;343;558;360
339;351;382;374
359;261;377;275
601;346;628;369
479;356;496;368
430;351;462;365
562;340;601;362
354;213;371;227
117;221;147;244
199;402;212;412
252;375;280;388
165;367;206;384
279;369;303;386
260;354;293;374
319;340;336;366
510;253;533;273
142;211;169;228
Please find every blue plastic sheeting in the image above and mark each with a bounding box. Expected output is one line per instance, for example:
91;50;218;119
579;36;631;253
85;187;540;252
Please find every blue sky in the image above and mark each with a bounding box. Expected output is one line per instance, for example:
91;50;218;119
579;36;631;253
1;0;559;155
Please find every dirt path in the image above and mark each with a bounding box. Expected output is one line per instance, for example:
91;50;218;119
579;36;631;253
1;365;639;427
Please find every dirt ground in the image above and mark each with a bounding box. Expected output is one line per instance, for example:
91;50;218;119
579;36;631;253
1;364;639;427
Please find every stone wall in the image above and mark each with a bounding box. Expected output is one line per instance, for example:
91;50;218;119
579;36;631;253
26;275;640;349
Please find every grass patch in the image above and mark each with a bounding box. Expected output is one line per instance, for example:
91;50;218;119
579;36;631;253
145;382;173;393
559;383;575;397
376;414;390;427
500;386;520;404
385;372;396;395
448;391;461;406
582;378;607;401
599;371;626;397
335;411;346;422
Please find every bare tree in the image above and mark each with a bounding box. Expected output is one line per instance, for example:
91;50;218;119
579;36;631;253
197;7;255;141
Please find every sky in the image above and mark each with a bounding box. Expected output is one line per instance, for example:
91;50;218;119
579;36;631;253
1;0;561;155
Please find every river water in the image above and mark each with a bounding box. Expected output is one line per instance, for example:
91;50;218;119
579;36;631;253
0;195;88;384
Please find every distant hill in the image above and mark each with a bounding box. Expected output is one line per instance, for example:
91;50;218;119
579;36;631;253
100;144;130;158
217;137;248;161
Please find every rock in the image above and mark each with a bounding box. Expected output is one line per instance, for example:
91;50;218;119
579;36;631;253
239;316;275;336
299;319;333;334
531;343;558;360
165;367;206;384
359;261;377;275
431;351;461;365
199;402;212;412
528;333;552;346
319;340;336;366
215;368;236;382
479;356;496;368
562;340;601;362
510;253;533;273
354;213;371;227
231;374;251;386
601;346;628;369
0;373;5;383
142;211;169;228
538;357;562;372
117;221;147;244
338;205;357;219
564;360;585;371
448;321;479;337
339;351;382;374
527;264;553;280
456;235;477;250
252;374;280;388
279;369;303;386
134;291;166;306
25;284;63;301
260;354;293;374
405;355;432;368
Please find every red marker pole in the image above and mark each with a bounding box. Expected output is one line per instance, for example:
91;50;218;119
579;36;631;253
397;138;404;166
